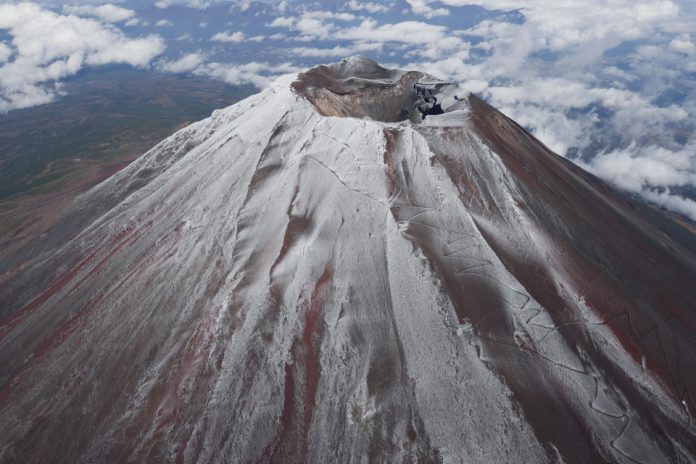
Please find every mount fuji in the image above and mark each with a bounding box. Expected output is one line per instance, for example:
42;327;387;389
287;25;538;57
1;57;696;463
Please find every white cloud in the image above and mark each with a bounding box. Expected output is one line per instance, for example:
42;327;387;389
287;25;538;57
292;46;356;58
586;144;696;193
266;8;464;62
63;4;135;23
235;0;252;12
269;16;295;28
335;19;449;44
580;142;696;220
159;53;204;73
0;2;165;112
276;0;289;14
268;13;459;58
292;43;382;58
156;19;173;27
154;0;209;9
211;30;264;43
670;33;696;54
156;53;301;89
642;190;696;221
199;60;300;88
347;1;391;14
406;0;449;18
268;13;341;40
428;0;681;56
0;43;12;63
211;31;245;43
303;11;358;22
187;0;210;9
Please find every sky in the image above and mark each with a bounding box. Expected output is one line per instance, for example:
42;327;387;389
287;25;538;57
1;0;695;220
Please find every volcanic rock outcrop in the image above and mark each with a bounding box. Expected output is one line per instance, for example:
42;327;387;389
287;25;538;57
1;57;696;463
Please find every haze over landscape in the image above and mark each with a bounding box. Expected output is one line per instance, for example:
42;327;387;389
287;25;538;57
1;2;696;464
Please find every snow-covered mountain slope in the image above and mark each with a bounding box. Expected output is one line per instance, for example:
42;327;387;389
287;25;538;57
1;57;696;463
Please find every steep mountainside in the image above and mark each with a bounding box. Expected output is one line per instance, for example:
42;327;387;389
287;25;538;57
1;57;696;463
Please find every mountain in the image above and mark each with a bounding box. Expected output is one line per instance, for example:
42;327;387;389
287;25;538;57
1;57;696;463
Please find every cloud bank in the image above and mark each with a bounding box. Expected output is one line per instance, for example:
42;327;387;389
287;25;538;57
0;2;165;112
62;4;135;23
